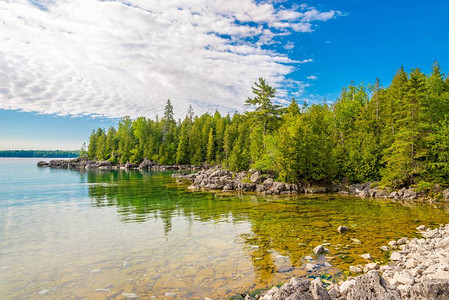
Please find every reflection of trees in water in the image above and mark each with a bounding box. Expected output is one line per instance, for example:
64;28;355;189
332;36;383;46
84;169;449;283
85;170;251;234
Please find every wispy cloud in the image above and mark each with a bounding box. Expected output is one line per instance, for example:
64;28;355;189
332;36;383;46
307;75;318;80
0;0;341;118
284;41;295;50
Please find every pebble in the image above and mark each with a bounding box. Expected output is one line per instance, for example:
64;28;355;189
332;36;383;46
393;271;414;285
364;263;379;272
313;245;326;255
416;225;428;231
38;289;50;295
388;240;397;247
390;252;402;261
397;237;408;245
360;253;372;260
337;225;349;233
380;245;390;251
122;293;138;299
305;263;318;270
349;266;363;273
350;238;362;244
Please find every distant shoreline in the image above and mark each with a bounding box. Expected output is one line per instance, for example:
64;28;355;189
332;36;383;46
0;150;79;158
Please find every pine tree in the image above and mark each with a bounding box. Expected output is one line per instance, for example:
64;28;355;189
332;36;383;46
285;98;300;117
80;142;87;157
245;78;281;136
382;68;427;187
87;130;97;159
95;129;107;160
117;116;135;163
176;118;190;164
206;128;215;163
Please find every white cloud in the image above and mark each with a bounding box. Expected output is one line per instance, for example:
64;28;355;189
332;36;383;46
284;41;295;50
307;75;318;80
0;0;341;119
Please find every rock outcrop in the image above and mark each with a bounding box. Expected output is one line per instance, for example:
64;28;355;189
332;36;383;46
39;161;448;202
37;158;204;171
184;168;302;195
181;168;443;201
251;224;449;300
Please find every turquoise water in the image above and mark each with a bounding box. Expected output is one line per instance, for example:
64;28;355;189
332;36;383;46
1;158;449;299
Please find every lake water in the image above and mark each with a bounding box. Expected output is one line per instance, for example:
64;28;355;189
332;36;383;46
1;158;449;299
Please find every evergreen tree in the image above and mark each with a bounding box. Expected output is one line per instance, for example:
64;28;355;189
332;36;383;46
117;116;135;163
87;130;97;159
176;118;191;164
382;68;427;187
80;142;87;157
95;129;107;160
245;78;281;136
206;128;215;163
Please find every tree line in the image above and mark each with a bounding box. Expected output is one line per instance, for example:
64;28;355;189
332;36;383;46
0;150;80;158
85;63;449;189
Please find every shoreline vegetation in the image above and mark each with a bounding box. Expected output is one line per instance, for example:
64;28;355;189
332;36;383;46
64;63;449;203
0;150;79;158
81;64;449;197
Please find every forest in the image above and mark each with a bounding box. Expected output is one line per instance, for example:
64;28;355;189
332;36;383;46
0;150;80;158
85;63;449;189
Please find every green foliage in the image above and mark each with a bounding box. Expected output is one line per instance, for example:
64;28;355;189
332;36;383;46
84;66;449;188
206;128;215;163
414;181;435;193
251;135;277;172
80;143;87;157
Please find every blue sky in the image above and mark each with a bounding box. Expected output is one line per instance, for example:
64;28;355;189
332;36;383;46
0;0;448;150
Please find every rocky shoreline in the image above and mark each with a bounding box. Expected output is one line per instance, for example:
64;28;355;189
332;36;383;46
38;159;449;202
37;158;204;171
175;168;449;203
247;224;449;300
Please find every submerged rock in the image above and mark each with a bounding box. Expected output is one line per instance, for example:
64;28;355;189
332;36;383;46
360;253;373;260
380;245;390;252
259;224;449;300
350;238;362;244
416;225;428;231
313;245;327;255
337;226;349;233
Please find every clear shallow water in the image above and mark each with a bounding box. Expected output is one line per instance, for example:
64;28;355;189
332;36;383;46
1;158;449;299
